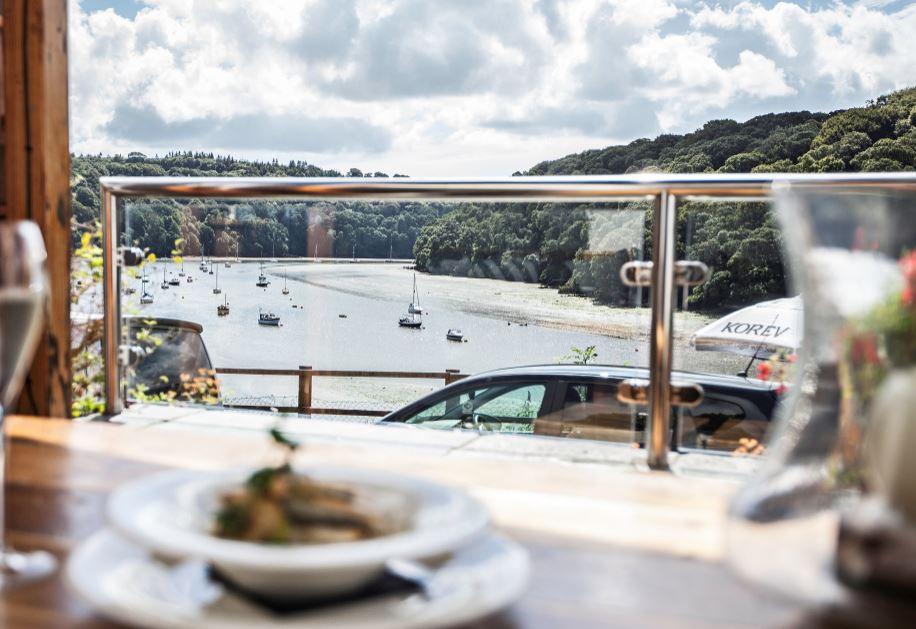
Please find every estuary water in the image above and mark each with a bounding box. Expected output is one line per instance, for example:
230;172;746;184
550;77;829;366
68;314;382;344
127;260;739;409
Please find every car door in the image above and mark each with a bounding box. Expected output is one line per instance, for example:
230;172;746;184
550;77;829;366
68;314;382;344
675;387;773;453
397;380;555;433
534;379;645;445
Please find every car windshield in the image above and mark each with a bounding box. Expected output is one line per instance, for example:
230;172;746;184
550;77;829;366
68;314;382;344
404;383;546;433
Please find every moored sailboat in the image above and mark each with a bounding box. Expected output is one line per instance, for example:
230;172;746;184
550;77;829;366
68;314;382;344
408;273;422;314
398;312;422;329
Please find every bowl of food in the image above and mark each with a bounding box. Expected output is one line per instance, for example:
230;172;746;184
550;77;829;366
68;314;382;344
106;462;490;601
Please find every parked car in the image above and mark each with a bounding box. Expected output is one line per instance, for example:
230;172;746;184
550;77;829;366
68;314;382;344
380;364;781;453
124;316;218;402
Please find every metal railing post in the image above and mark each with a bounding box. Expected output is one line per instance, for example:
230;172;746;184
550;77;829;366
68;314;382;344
647;191;678;470
298;365;313;414
444;369;460;385
101;188;122;415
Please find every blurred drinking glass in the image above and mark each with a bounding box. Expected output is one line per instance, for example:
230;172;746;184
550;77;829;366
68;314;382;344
0;220;56;587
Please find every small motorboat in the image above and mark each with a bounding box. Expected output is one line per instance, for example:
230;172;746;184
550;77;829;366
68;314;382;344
399;313;422;329
140;292;154;304
259;310;280;326
446;329;464;342
186;275;194;283
168;276;180;286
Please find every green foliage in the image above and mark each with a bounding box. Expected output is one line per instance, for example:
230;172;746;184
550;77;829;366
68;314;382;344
415;87;916;312
71;152;441;261
563;345;599;365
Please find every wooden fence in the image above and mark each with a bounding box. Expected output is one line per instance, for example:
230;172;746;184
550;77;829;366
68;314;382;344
214;367;466;416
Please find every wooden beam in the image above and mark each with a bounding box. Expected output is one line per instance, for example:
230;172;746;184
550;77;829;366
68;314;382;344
3;0;71;417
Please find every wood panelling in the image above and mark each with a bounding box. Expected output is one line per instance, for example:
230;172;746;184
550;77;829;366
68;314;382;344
2;0;71;417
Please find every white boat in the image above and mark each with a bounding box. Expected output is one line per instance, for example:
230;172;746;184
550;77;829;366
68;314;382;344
408;273;422;314
213;263;222;295
256;260;270;287
160;266;169;290
399;312;422;329
258;309;280;326
282;270;289;295
446;329;464;342
186;275;194;283
140;291;154;304
178;261;185;277
168;272;180;286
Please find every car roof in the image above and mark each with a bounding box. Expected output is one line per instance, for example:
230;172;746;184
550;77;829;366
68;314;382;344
452;363;776;390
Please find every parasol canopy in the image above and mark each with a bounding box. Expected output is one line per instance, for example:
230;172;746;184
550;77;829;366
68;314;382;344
689;296;803;358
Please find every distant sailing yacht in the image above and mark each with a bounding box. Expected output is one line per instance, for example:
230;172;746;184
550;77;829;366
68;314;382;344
160;266;169;290
140;267;154;303
407;274;422;314
256;260;270;287
168;262;180;286
282;269;290;295
398;312;422;328
217;294;230;316
178;260;186;277
213;262;222;294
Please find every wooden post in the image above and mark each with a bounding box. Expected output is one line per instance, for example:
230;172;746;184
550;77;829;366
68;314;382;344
297;366;312;414
2;0;71;417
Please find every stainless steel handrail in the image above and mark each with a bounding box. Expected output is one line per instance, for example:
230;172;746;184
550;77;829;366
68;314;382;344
100;173;916;469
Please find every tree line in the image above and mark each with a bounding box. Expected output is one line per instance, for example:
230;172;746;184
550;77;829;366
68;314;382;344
72;152;445;260
415;87;916;311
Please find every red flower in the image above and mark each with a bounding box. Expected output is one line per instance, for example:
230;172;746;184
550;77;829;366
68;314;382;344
850;333;880;365
900;251;916;281
775;383;788;396
756;362;772;380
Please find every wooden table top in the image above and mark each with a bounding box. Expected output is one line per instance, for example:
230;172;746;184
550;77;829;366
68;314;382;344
0;416;899;628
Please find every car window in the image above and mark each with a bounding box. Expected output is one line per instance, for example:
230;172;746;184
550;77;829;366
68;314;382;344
677;393;768;453
403;383;546;433
535;382;642;445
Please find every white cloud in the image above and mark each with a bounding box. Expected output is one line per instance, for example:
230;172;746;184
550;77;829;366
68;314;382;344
69;0;916;176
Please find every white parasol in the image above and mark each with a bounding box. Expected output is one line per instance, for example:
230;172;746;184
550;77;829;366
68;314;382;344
690;296;803;359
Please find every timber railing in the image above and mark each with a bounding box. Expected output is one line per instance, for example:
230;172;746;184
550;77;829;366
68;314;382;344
101;173;916;470
213;367;466;416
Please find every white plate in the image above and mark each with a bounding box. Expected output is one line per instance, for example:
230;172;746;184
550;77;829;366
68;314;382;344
106;468;490;600
66;528;529;629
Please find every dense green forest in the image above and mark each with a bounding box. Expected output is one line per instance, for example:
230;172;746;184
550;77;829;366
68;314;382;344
414;87;916;310
71;152;442;259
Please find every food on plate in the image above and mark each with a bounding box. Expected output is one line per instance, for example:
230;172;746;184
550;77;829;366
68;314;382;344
213;464;384;544
213;429;384;544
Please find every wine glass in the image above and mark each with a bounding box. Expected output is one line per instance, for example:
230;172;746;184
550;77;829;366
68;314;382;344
0;220;56;587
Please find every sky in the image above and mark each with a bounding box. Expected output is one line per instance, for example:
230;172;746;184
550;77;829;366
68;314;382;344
69;0;916;176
